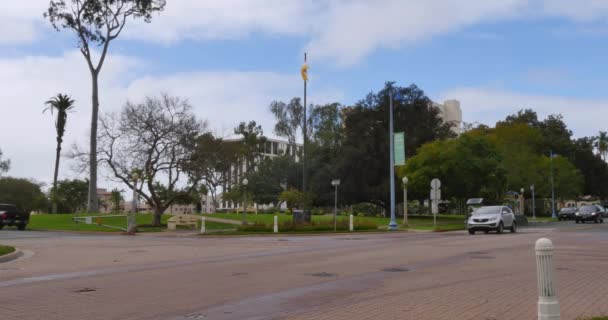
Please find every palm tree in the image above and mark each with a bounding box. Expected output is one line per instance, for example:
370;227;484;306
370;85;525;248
44;94;76;213
595;131;608;161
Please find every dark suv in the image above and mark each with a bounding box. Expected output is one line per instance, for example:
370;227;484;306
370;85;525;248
0;204;30;230
558;207;577;221
575;205;604;224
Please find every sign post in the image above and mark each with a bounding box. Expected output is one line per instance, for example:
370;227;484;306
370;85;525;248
430;179;441;228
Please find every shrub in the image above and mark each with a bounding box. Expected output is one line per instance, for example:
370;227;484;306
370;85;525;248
352;202;384;217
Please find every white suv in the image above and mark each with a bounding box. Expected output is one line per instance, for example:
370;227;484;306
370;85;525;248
467;206;516;235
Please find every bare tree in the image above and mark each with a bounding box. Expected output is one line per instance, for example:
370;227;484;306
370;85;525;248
186;133;239;211
45;0;166;213
95;94;206;226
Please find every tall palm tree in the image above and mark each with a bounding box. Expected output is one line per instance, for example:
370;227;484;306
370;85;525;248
596;131;608;161
44;94;75;213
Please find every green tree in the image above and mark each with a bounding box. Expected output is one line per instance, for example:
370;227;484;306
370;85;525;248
595;131;608;161
248;156;300;206
234;121;267;175
45;0;166;213
187;133;240;210
269;98;304;151
336;83;454;209
540;155;584;202
110;188;123;212
53;179;89;213
400;134;507;204
279;189;311;213
44;93;76;214
0;177;48;212
0;149;9;177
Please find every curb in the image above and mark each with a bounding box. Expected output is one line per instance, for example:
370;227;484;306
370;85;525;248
0;249;23;263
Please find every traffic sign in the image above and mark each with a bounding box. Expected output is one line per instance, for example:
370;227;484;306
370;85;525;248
431;178;441;190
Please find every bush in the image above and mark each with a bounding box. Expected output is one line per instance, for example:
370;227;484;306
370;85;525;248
352;202;384;217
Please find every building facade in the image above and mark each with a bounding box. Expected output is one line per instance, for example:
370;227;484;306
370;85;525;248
432;99;463;135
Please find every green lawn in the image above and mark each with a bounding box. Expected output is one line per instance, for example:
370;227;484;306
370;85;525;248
203;213;467;232
28;213;235;233
0;245;15;256
529;217;558;222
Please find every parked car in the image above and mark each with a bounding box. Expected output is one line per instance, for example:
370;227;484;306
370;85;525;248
558;207;578;221
575;205;604;224
0;204;30;230
467;206;517;234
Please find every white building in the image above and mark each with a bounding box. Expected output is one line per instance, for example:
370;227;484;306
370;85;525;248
432;99;463;135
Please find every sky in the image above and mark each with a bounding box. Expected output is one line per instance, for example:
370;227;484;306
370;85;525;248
2;0;608;189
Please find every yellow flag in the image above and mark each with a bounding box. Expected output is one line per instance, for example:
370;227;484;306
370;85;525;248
301;63;308;81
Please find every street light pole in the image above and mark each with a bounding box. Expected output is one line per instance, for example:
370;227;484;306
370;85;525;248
388;92;397;231
242;178;248;225
332;179;340;232
531;185;536;219
550;150;556;218
520;187;525;216
402;176;408;226
128;172;139;234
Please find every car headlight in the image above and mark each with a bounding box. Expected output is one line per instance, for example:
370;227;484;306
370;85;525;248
488;217;498;222
592;212;597;215
575;212;580;216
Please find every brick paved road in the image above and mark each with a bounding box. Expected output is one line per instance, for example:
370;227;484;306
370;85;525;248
1;223;607;319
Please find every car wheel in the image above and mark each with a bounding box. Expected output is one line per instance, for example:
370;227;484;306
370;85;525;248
0;224;4;230
497;222;504;234
17;224;26;231
595;218;599;224
510;222;517;233
468;229;475;235
484;230;489;234
581;220;585;224
558;217;562;221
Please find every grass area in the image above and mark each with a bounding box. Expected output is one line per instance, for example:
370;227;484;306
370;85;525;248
578;317;608;320
0;245;16;256
529;217;558;222
28;213;236;233
204;213;467;232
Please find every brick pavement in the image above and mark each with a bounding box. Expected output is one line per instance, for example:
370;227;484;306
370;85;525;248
0;226;607;319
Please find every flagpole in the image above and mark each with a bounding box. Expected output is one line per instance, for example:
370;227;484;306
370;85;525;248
302;53;308;193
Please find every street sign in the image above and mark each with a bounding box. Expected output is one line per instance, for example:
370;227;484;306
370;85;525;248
394;132;406;166
430;189;441;201
431;178;441;190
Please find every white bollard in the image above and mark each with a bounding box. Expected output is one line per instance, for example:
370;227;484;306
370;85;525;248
274;215;278;233
536;238;560;320
200;217;206;234
349;214;354;232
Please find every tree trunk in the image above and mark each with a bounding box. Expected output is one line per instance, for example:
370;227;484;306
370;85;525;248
152;207;163;226
87;73;100;213
51;137;62;214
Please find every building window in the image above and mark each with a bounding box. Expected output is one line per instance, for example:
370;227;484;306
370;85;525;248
272;142;278;155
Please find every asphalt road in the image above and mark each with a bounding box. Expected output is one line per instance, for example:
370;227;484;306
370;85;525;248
1;221;608;319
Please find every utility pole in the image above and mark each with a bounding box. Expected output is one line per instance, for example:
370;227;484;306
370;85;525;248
388;92;397;230
550;150;556;218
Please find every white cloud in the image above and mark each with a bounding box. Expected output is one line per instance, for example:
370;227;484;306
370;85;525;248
0;1;47;45
0;51;341;185
9;0;608;64
440;87;608;138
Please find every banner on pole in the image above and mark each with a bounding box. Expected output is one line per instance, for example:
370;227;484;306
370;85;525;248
394;132;406;166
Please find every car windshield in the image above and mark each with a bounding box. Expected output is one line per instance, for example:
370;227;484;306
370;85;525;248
580;206;597;214
473;206;502;215
560;208;576;213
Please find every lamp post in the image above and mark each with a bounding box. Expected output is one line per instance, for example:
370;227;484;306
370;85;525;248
331;179;340;231
402;176;409;226
242;178;248;225
520;187;525;216
531;185;536;219
128;172;139;234
388;91;398;231
550;151;556;218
